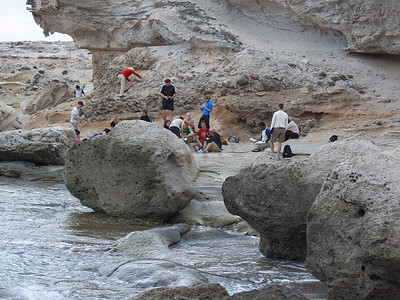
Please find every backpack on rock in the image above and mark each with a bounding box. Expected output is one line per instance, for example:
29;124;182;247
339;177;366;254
282;145;293;158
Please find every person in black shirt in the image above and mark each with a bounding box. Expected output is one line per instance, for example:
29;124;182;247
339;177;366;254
203;129;222;153
139;109;152;122
160;79;176;122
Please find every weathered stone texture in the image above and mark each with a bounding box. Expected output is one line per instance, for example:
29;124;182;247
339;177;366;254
306;148;400;299
64;120;199;220
0;126;75;165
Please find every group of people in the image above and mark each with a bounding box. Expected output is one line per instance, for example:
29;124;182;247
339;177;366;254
70;68;298;159
251;103;300;159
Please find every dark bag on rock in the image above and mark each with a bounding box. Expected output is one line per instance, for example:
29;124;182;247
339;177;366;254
329;135;338;142
283;145;293;158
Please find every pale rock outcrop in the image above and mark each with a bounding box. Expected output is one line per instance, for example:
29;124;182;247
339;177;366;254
0;126;75;165
222;137;381;260
21;82;72;114
116;224;190;256
0;101;22;132
64;120;199;220
27;0;400;54
306;148;400;299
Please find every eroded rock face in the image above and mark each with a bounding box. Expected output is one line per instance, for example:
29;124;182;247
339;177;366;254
21;82;72;115
63;120;198;220
222;161;322;260
0;126;75;165
226;0;400;55
222;137;381;260
27;0;400;54
0;101;22;132
306;149;400;299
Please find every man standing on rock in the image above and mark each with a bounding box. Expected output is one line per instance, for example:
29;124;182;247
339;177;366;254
160;79;176;122
269;103;288;159
70;100;85;142
117;67;141;96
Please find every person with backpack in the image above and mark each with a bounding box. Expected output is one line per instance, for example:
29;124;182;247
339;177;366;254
269;103;288;159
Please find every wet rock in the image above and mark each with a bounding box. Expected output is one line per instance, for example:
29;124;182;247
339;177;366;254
0;161;64;182
222;161;321;261
222;137;381;260
64;121;199;220
0;101;22;131
131;283;228;300
105;260;208;289
0;126;75;165
116;224;190;256
131;283;307;300
306;148;400;299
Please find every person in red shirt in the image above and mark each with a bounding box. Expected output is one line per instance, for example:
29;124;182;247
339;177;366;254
194;120;210;152
118;67;141;96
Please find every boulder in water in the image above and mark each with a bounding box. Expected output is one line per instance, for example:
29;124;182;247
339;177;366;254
306;148;400;299
64;120;199;220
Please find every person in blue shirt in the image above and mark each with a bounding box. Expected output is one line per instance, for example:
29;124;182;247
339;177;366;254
198;96;213;129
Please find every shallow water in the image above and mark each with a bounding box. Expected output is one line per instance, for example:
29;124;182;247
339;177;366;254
0;178;326;300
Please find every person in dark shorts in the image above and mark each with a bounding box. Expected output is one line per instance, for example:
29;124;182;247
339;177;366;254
160;79;176;122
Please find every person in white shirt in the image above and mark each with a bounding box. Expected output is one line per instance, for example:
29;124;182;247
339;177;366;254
269;103;288;159
70;100;85;142
285;119;300;141
251;122;271;152
169;117;184;138
74;85;85;97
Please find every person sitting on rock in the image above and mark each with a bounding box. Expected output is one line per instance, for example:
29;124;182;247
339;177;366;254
139;109;152;122
117;67;141;96
251;122;271;152
169;117;184;138
184;112;195;130
285;119;300;141
180;121;195;145
90;128;111;139
110;117;120;129
194;120;210;152
163;119;171;129
203;129;222;153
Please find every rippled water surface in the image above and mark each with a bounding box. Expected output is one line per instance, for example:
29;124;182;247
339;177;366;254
0;179;326;299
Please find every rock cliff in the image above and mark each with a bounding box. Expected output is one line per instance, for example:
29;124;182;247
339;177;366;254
23;0;400;137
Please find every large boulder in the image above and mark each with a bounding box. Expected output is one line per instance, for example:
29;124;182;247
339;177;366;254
64;120;199;220
21;82;72;115
0;126;75;165
0;101;22;132
306;148;400;299
222;137;381;260
222;161;322;260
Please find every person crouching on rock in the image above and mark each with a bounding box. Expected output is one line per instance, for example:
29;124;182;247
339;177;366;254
70;100;85;142
203;129;222;153
117;67;141;96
